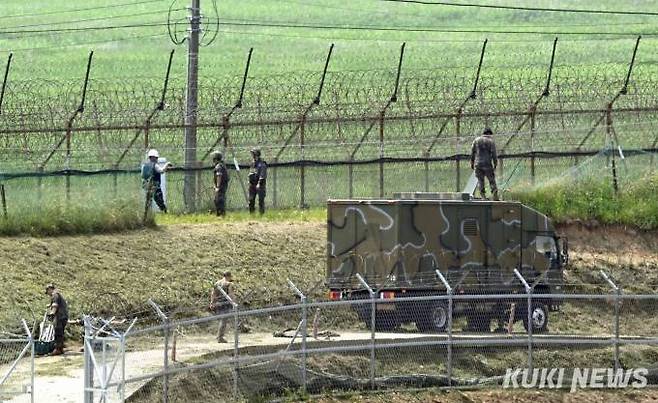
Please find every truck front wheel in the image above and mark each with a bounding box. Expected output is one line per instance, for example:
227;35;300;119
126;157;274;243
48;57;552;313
416;301;449;333
523;302;549;333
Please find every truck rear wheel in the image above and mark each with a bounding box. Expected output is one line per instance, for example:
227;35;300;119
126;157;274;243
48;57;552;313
416;301;449;333
523;302;549;333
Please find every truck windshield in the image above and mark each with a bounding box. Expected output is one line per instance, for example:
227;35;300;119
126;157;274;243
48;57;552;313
536;235;557;254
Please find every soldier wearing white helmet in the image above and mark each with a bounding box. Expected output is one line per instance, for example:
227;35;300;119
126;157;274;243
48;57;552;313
141;149;174;213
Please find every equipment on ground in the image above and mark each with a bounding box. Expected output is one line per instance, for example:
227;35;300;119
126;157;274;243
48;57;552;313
326;192;568;333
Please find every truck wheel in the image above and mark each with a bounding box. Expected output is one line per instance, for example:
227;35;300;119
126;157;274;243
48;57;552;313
416;301;449;333
523;302;549;333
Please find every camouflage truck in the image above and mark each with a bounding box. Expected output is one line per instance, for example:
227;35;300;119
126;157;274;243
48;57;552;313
326;192;568;333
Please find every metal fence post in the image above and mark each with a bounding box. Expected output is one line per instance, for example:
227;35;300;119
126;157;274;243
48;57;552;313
348;157;354;198
455;107;462;192
356;273;376;390
529;104;536;186
83;316;94;403
435;270;453;386
379;111;385;198
300;116;306;209
272;158;278;209
514;269;532;372
287;279;308;394
20;319;34;403
216;285;239;400
600;270;621;371
148;299;169;403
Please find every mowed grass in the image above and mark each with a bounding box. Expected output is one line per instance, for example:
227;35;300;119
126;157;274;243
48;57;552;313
1;0;658;80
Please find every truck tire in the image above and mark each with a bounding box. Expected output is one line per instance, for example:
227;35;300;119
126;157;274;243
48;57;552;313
416;301;449;333
523;302;549;333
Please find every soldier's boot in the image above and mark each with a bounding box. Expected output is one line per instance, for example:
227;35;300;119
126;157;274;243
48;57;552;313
479;191;487;200
50;348;64;356
492;190;500;201
217;337;228;343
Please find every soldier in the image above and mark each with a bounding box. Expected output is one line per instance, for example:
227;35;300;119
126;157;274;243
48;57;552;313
141;149;174;213
247;148;267;215
209;271;235;343
45;284;69;356
470;127;499;201
212;151;229;216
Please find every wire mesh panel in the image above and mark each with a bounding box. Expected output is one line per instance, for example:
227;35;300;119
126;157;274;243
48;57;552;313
0;336;33;402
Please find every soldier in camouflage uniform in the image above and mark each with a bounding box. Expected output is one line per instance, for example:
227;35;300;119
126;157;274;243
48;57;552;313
248;148;267;215
209;271;235;343
212;151;229;216
470;127;499;201
45;284;69;356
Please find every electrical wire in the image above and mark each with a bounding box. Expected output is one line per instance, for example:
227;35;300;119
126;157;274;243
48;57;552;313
0;0;167;20
168;0;187;45
0;9;182;31
211;19;653;37
0;22;170;36
270;0;657;28
376;0;658;17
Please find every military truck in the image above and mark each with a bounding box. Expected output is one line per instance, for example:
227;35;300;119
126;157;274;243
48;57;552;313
326;192;568;333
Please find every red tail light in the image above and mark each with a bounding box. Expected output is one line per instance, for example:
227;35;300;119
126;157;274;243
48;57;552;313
329;291;342;300
380;291;395;299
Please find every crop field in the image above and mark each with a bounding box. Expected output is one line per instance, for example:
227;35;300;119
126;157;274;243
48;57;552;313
1;0;658;232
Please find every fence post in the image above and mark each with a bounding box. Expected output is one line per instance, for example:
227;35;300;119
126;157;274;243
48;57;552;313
355;273;375;390
83;316;94;403
300;115;306;209
600;270;621;371
148;300;169;403
435;270;453;385
0;184;6;219
20;319;34;403
529;104;536;186
272;158;278;209
216;284;239;400
605;103;619;194
514;269;532;372
379;111;385;198
455;108;462;192
287;279;308;394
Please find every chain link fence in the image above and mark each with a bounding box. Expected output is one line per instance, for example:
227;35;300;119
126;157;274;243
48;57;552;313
78;269;658;402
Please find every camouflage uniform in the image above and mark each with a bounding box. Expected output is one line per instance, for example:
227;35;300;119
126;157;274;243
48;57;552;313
210;278;234;341
248;159;267;215
141;161;167;212
470;131;499;200
214;161;229;216
48;289;69;353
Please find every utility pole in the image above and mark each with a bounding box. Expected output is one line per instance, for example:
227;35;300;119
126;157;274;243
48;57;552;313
183;0;201;212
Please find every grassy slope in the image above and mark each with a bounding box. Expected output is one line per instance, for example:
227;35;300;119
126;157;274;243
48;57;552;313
1;218;657;332
1;0;658;80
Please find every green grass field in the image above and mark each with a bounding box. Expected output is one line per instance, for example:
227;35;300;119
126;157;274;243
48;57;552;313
2;0;658;79
2;0;658;233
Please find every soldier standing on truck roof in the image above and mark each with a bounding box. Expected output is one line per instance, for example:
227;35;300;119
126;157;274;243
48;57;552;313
247;148;267;215
141;149;174;213
212;151;230;217
45;284;69;356
209;271;235;343
470;127;500;201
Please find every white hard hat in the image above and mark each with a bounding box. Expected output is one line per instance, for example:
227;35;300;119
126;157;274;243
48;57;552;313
147;149;159;158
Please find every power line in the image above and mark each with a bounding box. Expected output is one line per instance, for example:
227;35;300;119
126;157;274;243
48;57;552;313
0;0;167;20
0;22;169;36
217;28;648;44
376;0;658;17
0;9;182;31
215;19;653;37
271;0;656;28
